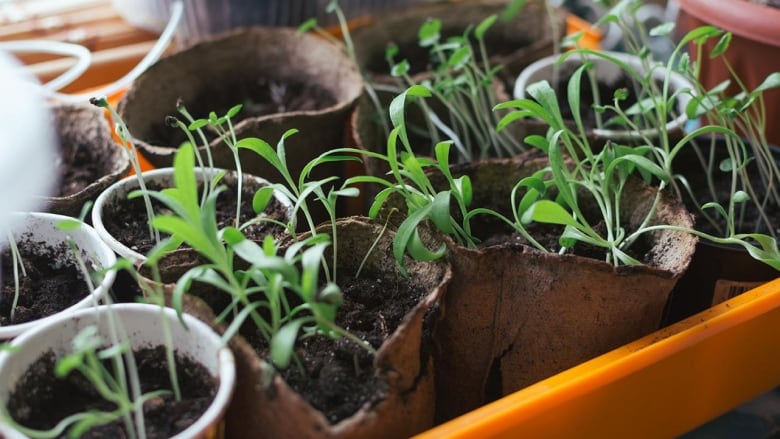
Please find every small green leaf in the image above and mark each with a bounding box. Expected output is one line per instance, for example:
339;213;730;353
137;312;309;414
431;191;454;234
754;72;780;94
252;186;275;214
710;32;732;58
521;200;579;227
523;134;549;152
649;22;675;37
733;190;750;203
226;104;243;119
719;157;734;172
391;59;410;77
475;15;497;40
56;218;81;231
297;18;318;34
188;119;208;131
418;18;441;47
271;320;305;369
447;45;472;70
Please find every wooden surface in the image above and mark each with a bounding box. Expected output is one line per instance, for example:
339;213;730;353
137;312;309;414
0;0;161;92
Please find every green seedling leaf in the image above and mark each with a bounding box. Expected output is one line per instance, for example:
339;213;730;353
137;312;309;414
500;0;526;21
527;80;564;129
419;18;441;47
754;72;780;94
56;218;81;231
271;319;305;369
475;15;497;40
297;17;318;34
702;201;729;222
567;63;590;133
236;137;282;169
252;186;275;214
188;119;208;131
522;200;579;227
431;191;454;234
710;32;732;58
524;134;549;152
391;59;410;77
454;175;472;207
447;45;472;70
719;157;734;172
649;22;675;37
226;104;243;119
733;190;750;203
407;227;447;261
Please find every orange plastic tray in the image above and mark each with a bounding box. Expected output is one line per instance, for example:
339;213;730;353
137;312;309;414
416;277;780;438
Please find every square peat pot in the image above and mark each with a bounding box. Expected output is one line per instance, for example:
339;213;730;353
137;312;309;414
416;277;780;438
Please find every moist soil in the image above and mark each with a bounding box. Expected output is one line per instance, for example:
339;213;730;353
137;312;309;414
148;77;337;147
673;140;780;237
54;136;113;198
6;345;216;438
248;273;427;424
0;241;90;326
102;176;289;257
551;64;672;133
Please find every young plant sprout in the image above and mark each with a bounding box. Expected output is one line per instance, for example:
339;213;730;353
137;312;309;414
91;97;159;245
2;232;25;323
137;142;374;374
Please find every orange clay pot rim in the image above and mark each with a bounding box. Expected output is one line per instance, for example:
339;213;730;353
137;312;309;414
678;0;780;47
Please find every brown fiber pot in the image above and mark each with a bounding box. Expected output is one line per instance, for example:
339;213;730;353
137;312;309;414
351;0;560;85
217;217;451;438
429;154;697;421
43;102;131;217
118;27;363;187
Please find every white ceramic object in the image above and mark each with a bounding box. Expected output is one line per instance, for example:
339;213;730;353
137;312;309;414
0;212;116;339
92;167;293;263
513;50;695;142
0;53;57;241
0;302;236;439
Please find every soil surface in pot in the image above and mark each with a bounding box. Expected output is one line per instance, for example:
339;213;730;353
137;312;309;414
102;176;289;256
6;345;216;438
248;273;429;424
54;137;115;198
0;241;91;325
550;63;673;132
147;78;337;147
673;139;780;237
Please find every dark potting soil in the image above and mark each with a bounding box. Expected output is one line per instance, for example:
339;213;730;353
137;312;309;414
148;77;338;147
674;140;780;238
0;241;91;325
249;273;427;424
102;177;289;257
550;63;672;132
54;138;112;198
6;345;216;438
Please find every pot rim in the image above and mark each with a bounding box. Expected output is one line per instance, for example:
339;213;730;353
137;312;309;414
0;211;116;340
513;50;695;141
0;302;236;439
92;167;294;263
678;0;780;47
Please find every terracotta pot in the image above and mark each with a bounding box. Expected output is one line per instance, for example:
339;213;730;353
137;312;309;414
427;153;697;421
513;50;694;144
43;102;131;218
221;217;451;439
92;167;293;263
0;303;235;439
118;27;363;190
0;212;116;339
676;0;780;146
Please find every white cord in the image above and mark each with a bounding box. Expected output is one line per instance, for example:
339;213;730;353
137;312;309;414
0;40;92;91
1;0;183;103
